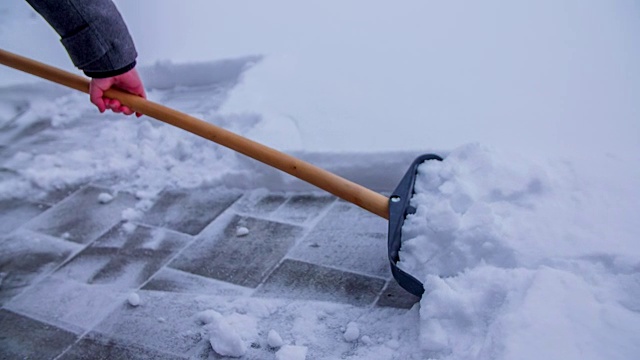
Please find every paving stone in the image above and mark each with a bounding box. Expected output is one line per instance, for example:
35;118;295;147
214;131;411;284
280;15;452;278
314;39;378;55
59;332;187;360
0;230;78;306
92;291;207;356
0;199;49;235
233;191;288;215
288;201;390;278
254;259;386;307
5;276;126;334
37;184;86;206
272;194;335;223
170;215;303;288
375;280;421;309
143;268;251;297
140;187;241;235
24;185;136;244
55;223;192;289
252;194;288;213
0;309;78;360
0;116;51;145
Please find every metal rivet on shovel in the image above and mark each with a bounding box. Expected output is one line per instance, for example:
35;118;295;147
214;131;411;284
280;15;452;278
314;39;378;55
0;48;442;297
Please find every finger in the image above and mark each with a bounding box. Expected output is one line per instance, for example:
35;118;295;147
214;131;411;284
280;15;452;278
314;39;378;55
109;99;122;111
121;106;134;116
89;83;106;113
105;99;118;113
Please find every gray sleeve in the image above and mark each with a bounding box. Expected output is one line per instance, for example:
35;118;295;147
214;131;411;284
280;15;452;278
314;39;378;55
26;0;137;78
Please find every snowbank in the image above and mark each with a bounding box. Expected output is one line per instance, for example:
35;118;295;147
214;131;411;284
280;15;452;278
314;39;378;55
400;144;640;359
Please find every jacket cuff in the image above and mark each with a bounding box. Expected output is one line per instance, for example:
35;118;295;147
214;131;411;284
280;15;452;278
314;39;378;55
84;61;136;79
60;24;108;68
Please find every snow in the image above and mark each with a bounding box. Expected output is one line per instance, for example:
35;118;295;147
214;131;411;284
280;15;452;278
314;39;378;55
203;313;247;357
127;292;141;307
268;329;285;348
235;226;250;237
121;208;142;222
199;310;259;358
195;309;219;325
343;321;360;342
275;345;308;360
1;0;640;359
97;192;114;204
400;144;640;358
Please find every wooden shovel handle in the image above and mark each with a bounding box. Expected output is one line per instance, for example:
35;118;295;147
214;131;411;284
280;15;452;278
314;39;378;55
0;48;390;219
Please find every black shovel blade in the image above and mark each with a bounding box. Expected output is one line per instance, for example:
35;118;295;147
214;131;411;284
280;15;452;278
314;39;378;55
388;153;443;297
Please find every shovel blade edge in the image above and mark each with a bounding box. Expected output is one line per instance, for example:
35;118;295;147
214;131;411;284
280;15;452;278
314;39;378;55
388;153;443;297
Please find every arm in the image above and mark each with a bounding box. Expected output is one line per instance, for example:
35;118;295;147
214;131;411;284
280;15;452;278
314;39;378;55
26;0;145;116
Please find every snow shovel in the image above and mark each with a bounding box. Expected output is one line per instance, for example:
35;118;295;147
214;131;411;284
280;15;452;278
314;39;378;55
0;49;441;297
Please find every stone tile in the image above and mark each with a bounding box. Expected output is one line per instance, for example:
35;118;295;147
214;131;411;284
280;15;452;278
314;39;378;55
5;276;126;334
92;291;208;356
140;187;241;235
37;184;86;206
272;194;335;223
0;117;50;145
55;223;192;289
142;268;251;297
0;309;78;360
288;201;390;278
59;332;187;360
233;191;288;215
375;280;421;309
24;185;136;244
253;194;288;213
254;259;386;307
0;199;49;235
170;215;303;288
0;230;78;306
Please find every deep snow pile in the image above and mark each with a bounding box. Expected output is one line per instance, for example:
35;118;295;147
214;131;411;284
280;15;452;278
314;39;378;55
400;144;640;359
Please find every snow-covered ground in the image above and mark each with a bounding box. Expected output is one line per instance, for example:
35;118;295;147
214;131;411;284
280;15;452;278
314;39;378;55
1;0;639;359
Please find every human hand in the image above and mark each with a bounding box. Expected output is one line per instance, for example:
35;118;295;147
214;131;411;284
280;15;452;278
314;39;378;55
89;68;146;117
